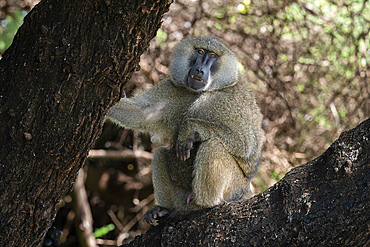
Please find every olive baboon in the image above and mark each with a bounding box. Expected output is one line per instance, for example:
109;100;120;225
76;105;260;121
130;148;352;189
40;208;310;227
107;37;263;223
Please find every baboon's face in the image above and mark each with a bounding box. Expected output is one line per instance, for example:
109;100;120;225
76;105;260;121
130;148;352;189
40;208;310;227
186;48;220;91
170;37;239;92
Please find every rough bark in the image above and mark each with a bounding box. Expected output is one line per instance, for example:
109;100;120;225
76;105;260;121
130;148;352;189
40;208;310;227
0;0;171;246
123;118;370;247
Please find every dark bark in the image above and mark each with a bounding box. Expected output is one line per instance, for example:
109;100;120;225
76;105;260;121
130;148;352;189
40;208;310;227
123;118;370;247
0;0;171;246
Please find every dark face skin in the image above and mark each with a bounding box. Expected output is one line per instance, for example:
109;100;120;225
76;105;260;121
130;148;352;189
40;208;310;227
186;48;219;90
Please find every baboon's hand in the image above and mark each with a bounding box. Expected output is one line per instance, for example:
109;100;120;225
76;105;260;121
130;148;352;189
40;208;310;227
144;206;171;225
176;138;194;161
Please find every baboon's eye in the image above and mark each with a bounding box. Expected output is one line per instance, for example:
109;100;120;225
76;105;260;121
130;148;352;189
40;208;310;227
197;49;204;54
210;53;217;58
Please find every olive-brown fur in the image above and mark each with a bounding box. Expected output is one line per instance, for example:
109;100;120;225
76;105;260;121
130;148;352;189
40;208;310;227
106;37;263;222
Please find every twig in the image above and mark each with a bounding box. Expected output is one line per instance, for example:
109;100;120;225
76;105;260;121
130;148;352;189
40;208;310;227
72;169;97;247
130;193;155;213
107;209;125;233
95;239;117;246
88;149;153;160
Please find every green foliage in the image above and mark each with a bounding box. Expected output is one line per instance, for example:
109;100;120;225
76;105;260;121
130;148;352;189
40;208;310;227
156;29;167;49
0;10;27;53
237;62;245;73
297;84;305;92
252;175;269;193
270;170;285;181
93;223;115;238
214;12;224;19
279;54;288;62
231;0;368;159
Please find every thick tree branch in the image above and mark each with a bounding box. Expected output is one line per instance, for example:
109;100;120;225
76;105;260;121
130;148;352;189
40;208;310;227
123;118;370;246
0;0;171;246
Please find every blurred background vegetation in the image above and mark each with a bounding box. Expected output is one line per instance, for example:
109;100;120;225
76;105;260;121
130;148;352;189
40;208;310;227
1;0;369;246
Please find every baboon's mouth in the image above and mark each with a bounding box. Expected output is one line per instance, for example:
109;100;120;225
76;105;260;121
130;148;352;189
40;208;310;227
190;75;206;84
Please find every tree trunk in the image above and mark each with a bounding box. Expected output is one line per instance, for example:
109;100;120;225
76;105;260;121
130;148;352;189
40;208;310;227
0;0;171;246
123;118;370;247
